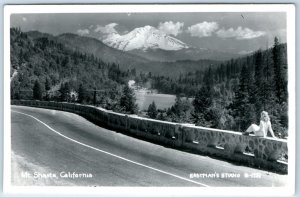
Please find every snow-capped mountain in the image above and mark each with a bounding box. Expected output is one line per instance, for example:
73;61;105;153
103;25;189;51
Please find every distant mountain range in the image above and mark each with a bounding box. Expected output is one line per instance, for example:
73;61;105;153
26;30;238;77
128;47;241;62
27;31;149;67
102;25;240;62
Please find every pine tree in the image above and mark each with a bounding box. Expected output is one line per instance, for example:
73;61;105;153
253;50;265;120
192;85;213;126
247;67;257;123
77;84;86;103
203;65;213;87
193;86;212;114
59;82;70;102
33;80;43;100
191;64;215;126
262;50;276;113
45;78;51;91
119;85;138;114
44;78;51;101
147;101;158;119
230;64;252;131
254;51;263;89
272;37;287;103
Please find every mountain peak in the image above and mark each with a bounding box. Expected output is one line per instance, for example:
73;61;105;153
141;25;155;30
103;25;188;51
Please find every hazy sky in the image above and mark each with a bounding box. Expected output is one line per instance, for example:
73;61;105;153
11;12;286;54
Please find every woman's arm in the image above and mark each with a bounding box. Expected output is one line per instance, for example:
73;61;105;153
268;121;276;138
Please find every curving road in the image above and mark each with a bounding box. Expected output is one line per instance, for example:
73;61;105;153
11;105;287;187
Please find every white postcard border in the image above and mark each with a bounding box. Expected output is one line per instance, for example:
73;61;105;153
3;4;296;196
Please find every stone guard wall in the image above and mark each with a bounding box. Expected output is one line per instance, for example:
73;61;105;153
12;100;288;173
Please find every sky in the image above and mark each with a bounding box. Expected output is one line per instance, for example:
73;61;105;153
11;12;286;54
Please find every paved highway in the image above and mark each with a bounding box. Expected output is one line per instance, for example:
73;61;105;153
11;105;287;187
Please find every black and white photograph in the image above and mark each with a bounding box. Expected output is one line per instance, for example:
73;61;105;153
3;4;295;195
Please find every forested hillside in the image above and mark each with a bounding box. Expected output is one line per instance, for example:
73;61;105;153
10;27;288;137
26;30;221;77
10;27;138;113
145;41;288;137
26;30;150;70
148;43;287;97
128;47;240;62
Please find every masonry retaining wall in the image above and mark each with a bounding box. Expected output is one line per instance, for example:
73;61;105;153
12;100;288;173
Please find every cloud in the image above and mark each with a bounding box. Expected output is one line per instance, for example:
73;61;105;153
76;29;90;36
216;27;266;40
22;17;27;22
94;23;118;34
158;21;184;36
187;22;219;38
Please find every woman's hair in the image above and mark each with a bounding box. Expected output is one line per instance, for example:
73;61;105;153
260;111;270;122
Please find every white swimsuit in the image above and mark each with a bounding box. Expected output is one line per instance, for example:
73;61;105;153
253;120;270;137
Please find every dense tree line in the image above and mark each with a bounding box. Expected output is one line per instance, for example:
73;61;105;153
147;38;288;137
229;39;287;136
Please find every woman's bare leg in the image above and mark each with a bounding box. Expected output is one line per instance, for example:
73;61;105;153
246;124;255;132
243;124;256;135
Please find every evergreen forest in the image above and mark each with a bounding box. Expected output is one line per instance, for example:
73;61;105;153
10;28;288;138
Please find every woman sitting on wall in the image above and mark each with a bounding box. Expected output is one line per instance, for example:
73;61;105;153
243;111;277;138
